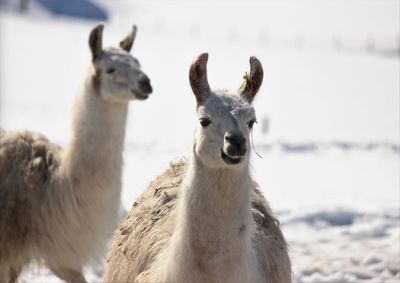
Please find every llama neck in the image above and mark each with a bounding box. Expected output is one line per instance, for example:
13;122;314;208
63;72;128;185
168;156;255;280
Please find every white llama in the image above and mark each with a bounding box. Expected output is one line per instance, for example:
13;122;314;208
105;53;292;283
0;24;152;283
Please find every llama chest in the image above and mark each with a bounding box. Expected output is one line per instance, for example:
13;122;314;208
166;250;260;283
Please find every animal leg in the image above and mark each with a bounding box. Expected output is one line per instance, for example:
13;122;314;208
8;266;21;283
49;266;87;283
0;267;8;283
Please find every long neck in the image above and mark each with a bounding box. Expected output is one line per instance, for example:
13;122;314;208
62;70;128;187
168;155;254;280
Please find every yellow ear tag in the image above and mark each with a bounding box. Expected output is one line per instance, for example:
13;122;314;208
240;72;249;93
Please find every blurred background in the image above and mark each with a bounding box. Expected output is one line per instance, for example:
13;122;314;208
0;0;399;282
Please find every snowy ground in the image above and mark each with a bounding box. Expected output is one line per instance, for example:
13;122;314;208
0;0;399;282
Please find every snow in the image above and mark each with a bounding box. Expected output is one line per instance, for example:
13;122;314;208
285;209;400;282
0;0;399;282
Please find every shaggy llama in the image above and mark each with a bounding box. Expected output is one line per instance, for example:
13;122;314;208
105;53;292;283
0;24;152;283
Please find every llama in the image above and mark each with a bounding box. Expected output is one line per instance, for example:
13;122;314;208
105;53;292;283
0;24;152;283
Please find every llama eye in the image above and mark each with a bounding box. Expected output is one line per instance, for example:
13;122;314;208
106;68;116;74
199;118;211;128
248;119;256;129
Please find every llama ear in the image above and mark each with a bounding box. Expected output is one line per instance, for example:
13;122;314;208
240;56;264;103
89;24;104;60
189;53;212;105
120;25;137;52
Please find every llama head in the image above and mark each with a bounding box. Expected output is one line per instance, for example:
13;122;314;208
189;53;263;170
88;24;152;102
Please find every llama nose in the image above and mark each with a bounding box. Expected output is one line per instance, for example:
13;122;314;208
224;132;246;156
138;73;150;85
138;74;152;94
225;132;246;145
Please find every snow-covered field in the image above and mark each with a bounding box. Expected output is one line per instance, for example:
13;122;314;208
0;0;399;282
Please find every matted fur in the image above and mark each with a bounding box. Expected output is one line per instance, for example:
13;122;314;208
105;159;291;283
0;131;63;266
0;24;152;283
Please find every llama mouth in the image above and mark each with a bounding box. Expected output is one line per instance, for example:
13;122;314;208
132;90;150;100
221;149;243;165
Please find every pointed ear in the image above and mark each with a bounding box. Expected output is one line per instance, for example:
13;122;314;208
240;56;264;103
120;25;137;52
89;24;104;60
189;53;212;105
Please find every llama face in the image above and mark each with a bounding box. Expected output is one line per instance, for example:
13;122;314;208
194;93;256;169
189;53;263;170
94;48;152;102
89;25;152;103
